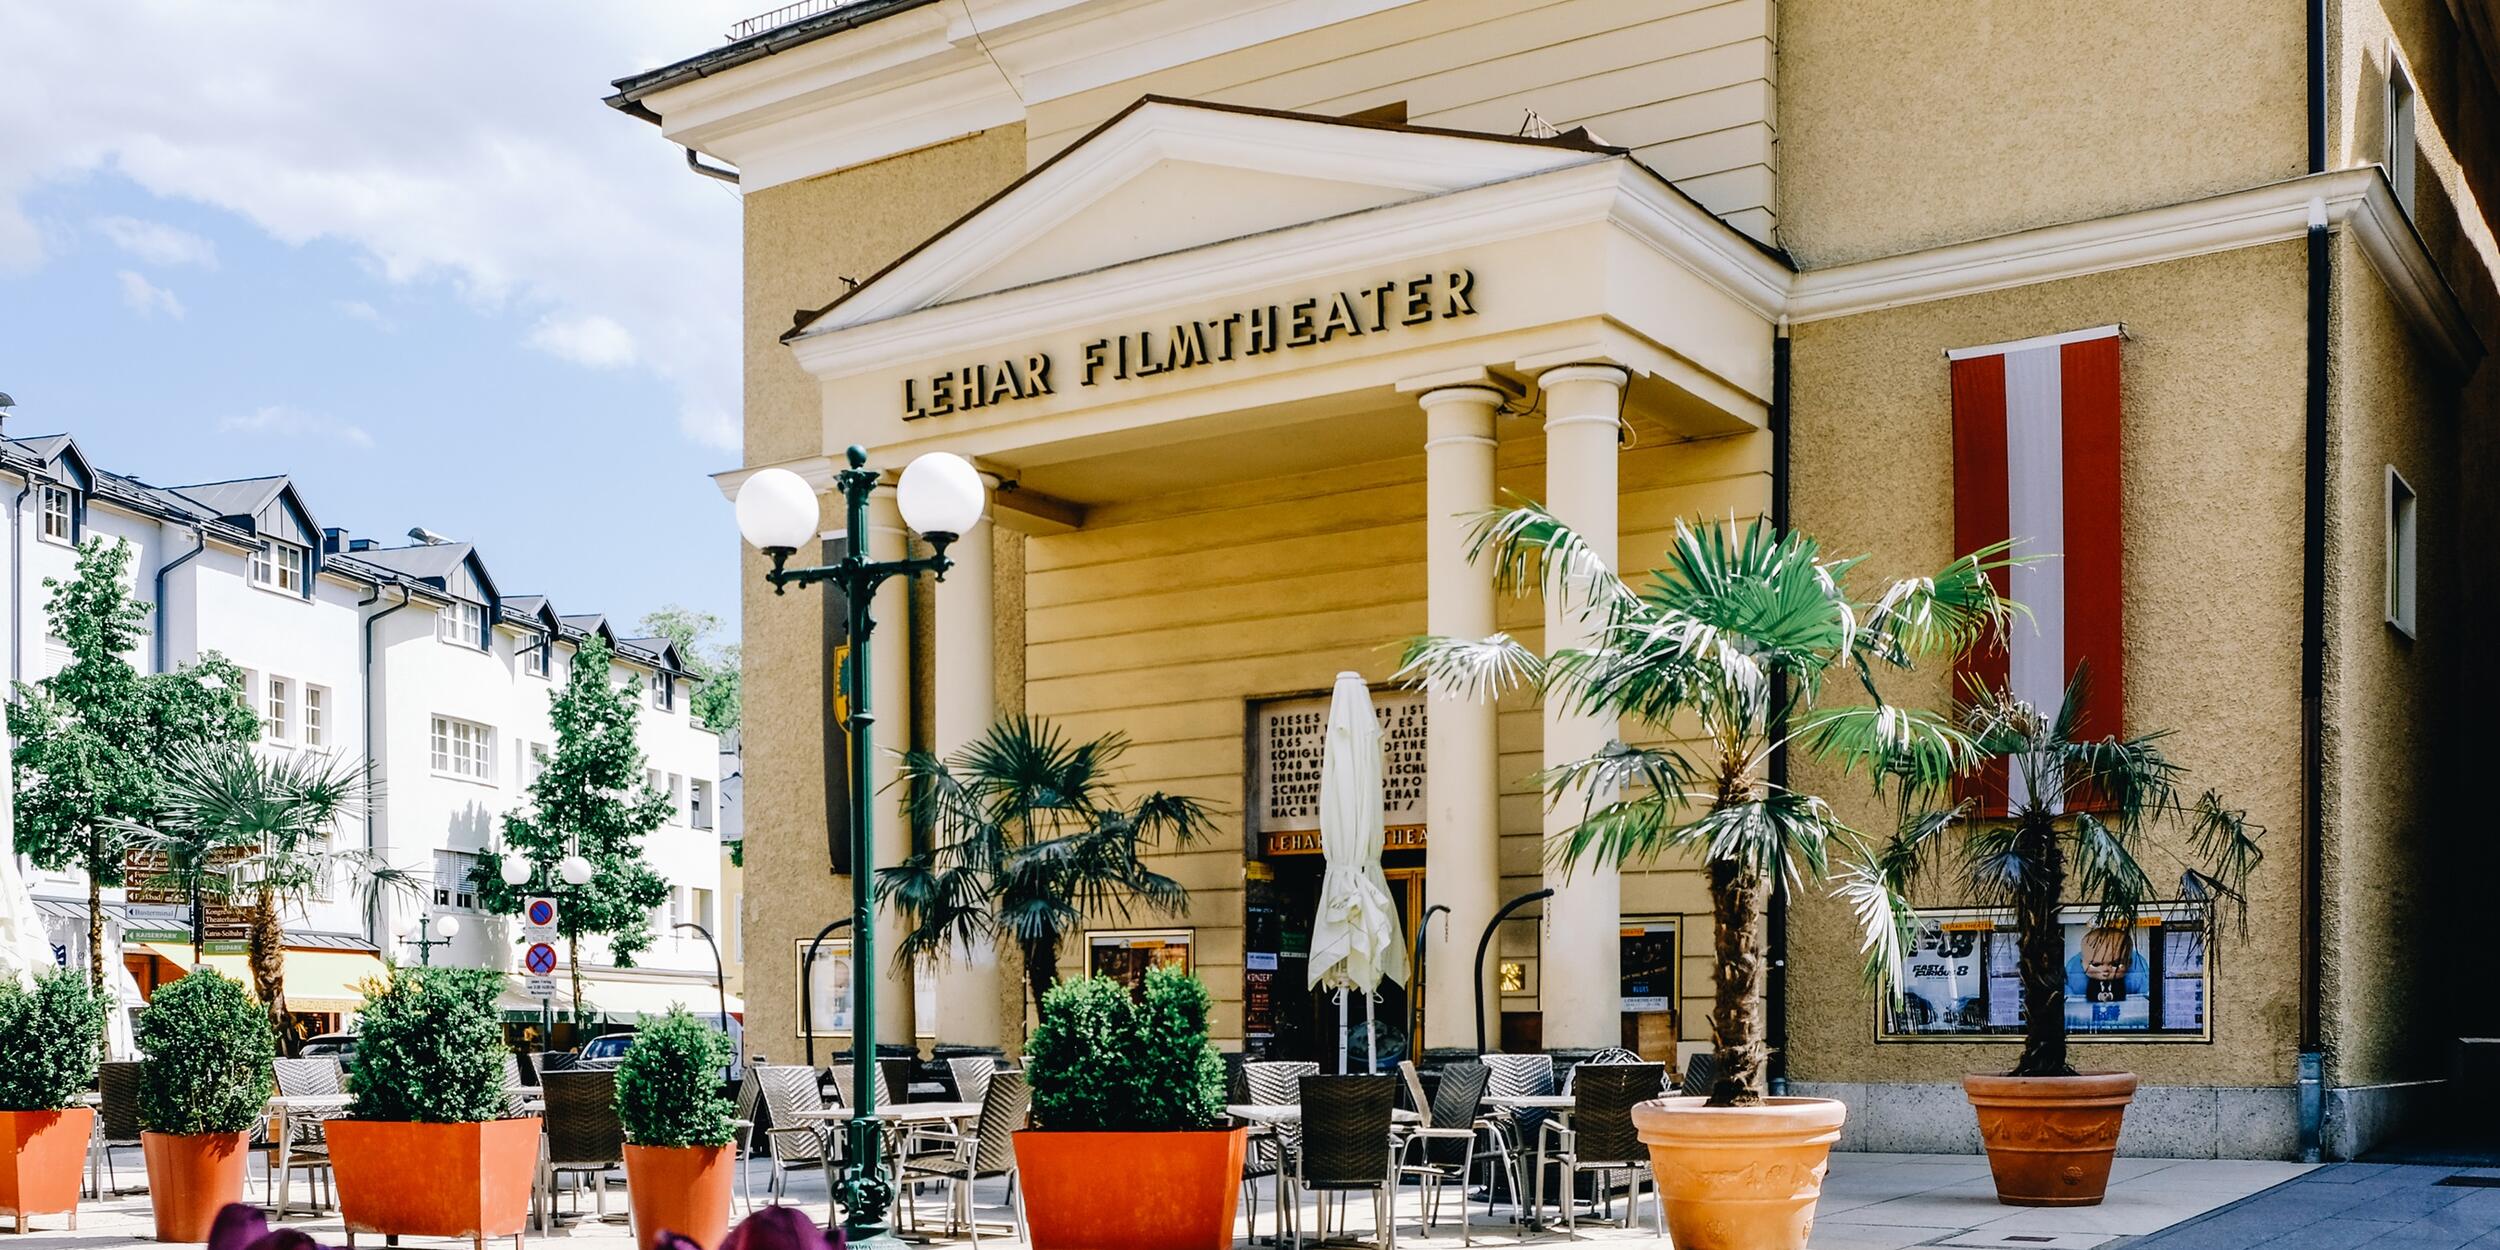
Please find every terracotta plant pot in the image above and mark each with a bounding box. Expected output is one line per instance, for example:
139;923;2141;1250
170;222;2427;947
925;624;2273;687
1964;1071;2138;1206
0;1108;93;1232
1016;1127;1246;1250
140;1130;249;1243
1633;1095;1847;1250
328;1118;539;1249
623;1143;735;1250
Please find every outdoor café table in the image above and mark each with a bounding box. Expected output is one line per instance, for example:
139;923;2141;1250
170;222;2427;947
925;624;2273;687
267;1093;353;1220
1223;1103;1424;1125
793;1105;982;1238
1481;1093;1581;1228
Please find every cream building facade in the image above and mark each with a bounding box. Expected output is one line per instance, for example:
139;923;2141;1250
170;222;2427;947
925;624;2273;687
614;0;2500;1159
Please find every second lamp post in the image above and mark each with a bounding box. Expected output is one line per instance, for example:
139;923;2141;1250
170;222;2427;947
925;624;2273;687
735;443;986;1249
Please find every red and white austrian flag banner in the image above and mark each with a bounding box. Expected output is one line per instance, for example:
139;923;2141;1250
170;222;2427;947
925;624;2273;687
1950;325;2124;814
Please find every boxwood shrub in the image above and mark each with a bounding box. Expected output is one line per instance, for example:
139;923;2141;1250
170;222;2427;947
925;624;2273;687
346;966;507;1123
136;969;274;1135
0;967;109;1111
614;1007;735;1148
1026;965;1223;1132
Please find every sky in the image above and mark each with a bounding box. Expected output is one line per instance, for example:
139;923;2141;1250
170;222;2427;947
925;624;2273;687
0;2;764;636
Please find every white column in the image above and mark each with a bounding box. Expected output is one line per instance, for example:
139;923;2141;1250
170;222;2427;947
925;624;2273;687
865;491;917;1047
1419;386;1504;1053
931;513;1008;1047
1538;364;1629;1049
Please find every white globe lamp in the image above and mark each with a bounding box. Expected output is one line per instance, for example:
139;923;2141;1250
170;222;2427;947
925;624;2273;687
559;854;594;887
436;914;462;939
735;467;820;553
895;452;986;540
499;853;532;886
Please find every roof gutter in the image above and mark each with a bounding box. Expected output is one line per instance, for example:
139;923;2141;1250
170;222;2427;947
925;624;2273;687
686;147;740;184
603;0;944;122
2296;0;2330;1164
152;527;209;674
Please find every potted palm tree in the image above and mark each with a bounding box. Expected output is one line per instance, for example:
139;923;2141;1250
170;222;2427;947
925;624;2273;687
328;966;535;1249
136;968;274;1242
1869;668;2262;1206
615;1007;738;1250
1017;966;1237;1250
1402;511;2007;1250
880;716;1217;1022
0;968;108;1233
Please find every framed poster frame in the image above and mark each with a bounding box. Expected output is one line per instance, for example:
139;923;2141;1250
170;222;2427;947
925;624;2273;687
1873;902;2216;1045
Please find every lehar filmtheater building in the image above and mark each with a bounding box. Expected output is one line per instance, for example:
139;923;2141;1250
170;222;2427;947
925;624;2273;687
613;0;2500;1159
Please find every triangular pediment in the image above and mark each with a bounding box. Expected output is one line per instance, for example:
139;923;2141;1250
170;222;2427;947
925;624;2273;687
795;97;1615;337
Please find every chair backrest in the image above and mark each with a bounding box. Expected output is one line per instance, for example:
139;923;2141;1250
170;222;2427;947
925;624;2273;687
273;1057;343;1098
752;1064;829;1163
1569;1062;1665;1166
879;1056;914;1105
967;1070;1030;1173
1420;1061;1490;1167
947;1055;997;1107
542;1069;624;1167
1678;1051;1717;1097
539;1050;580;1074
1482;1052;1556;1099
1297;1074;1397;1189
97;1060;143;1141
1243;1060;1317;1106
826;1062;896;1108
1396;1060;1427;1113
1564;1046;1643;1092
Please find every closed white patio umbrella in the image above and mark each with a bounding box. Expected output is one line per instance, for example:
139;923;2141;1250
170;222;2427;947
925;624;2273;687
0;825;52;987
1305;672;1409;1073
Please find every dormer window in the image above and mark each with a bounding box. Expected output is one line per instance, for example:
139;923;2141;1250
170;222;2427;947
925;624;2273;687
37;486;76;545
251;541;308;595
651;672;676;712
523;638;549;677
436;599;484;649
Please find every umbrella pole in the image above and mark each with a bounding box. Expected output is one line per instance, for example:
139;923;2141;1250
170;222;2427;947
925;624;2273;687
1337;989;1348;1075
1366;990;1377;1073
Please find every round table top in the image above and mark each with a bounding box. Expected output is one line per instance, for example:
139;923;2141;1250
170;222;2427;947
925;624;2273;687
1225;1103;1423;1123
1481;1093;1576;1110
798;1101;980;1122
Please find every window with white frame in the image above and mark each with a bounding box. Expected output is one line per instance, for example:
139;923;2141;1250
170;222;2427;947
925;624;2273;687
430;715;494;781
264;677;292;742
691;779;713;830
522;638;549;677
651;673;675;712
252;541;308;595
692;887;714;931
2387;466;2418;637
435;599;483;648
2388;48;2418;217
667;773;684;823
669;888;687;929
302;685;326;749
37;486;74;545
520;740;550;786
646;768;661;800
432;850;480;911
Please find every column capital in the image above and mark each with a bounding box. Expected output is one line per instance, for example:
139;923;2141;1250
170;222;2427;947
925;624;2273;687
1415;384;1509;412
1536;362;1632;392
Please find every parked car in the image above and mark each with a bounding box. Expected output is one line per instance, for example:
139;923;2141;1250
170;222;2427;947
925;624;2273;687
299;1033;357;1058
576;1032;636;1068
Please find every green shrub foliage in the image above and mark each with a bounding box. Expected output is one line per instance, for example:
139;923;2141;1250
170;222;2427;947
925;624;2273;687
614;1007;735;1148
346;966;508;1124
1026;966;1223;1132
0;967;110;1111
136;969;274;1135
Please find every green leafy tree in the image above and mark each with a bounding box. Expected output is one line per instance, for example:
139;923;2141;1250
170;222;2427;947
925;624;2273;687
476;634;673;1019
881;717;1218;1022
1401;511;2009;1107
0;968;110;1111
636;604;741;732
135;968;273;1135
614;1007;736;1148
345;966;507;1124
1866;668;2263;1077
1025;967;1223;1132
7;539;258;989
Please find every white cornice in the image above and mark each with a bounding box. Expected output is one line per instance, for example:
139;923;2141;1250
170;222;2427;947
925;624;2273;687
711;455;840;502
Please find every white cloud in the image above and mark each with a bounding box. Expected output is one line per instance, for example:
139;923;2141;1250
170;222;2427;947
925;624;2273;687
678;399;738;451
334;299;393;330
217;404;374;449
528;312;638;369
116;269;183;318
94;215;217;267
0;2;750;449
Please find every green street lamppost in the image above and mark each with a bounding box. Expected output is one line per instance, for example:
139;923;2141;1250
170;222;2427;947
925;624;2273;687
735;444;987;1249
395;911;461;966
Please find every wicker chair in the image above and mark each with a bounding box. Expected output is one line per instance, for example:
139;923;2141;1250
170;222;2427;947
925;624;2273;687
752;1064;838;1208
269;1057;346;1213
898;1070;1028;1246
1397;1061;1499;1244
500;1052;530;1117
1293;1074;1400;1249
945;1055;998;1108
1563;1047;1644;1092
1242;1060;1317;1243
825;1061;895;1108
729;1071;763;1213
1536;1062;1665;1236
538;1069;626;1229
89;1061;144;1197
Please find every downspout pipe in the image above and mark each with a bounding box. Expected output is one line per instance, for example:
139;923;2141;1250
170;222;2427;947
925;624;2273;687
360;584;414;943
8;476;27;692
152;527;208;674
2297;0;2329;1164
685;148;739;184
1767;316;1794;1095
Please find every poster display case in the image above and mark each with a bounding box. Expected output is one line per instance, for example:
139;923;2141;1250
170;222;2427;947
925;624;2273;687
1876;903;2213;1042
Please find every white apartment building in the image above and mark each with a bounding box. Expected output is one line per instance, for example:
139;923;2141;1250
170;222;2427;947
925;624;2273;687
0;425;729;1032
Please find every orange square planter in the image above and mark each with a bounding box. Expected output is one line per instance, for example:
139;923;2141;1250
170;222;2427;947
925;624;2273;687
328;1118;539;1250
0;1108;93;1233
1015;1127;1246;1250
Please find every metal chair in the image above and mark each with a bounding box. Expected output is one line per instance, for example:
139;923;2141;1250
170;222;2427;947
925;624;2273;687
898;1070;1029;1246
1563;1047;1643;1092
501;1051;532;1118
1678;1050;1717;1096
1398;1061;1499;1244
729;1071;763;1213
1293;1074;1400;1249
538;1069;626;1230
269;1057;346;1212
825;1061;895;1108
1243;1060;1317;1243
945;1055;998;1108
89;1061;144;1197
1536;1062;1665;1236
752;1064;838;1208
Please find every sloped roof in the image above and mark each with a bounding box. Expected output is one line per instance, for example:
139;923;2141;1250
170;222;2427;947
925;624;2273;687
170;475;288;521
343;542;473;582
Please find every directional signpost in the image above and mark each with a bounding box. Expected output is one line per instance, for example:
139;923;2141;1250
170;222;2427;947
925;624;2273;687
523;896;560;999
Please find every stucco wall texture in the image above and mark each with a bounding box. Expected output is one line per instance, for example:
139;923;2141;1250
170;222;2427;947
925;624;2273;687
738;126;1027;1062
1783;243;2310;1089
1776;0;2307;268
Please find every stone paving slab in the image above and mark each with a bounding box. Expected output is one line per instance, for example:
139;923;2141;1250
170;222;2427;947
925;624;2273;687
2122;1162;2500;1250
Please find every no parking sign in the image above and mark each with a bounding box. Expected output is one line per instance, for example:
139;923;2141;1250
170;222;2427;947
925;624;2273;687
524;940;560;999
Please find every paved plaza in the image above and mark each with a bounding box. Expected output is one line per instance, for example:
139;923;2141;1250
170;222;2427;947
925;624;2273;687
1;1151;2338;1250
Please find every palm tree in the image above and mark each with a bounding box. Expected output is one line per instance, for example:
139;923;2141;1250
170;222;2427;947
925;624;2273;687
878;717;1220;1022
1399;509;2011;1107
1867;666;2263;1077
137;742;414;1048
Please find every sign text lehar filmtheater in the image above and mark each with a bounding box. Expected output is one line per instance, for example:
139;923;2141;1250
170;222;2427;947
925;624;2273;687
902;268;1479;420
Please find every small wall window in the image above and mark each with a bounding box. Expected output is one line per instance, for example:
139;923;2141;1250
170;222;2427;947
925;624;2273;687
302;685;326;749
37;486;75;545
252;542;307;595
265;677;292;743
522;638;549;677
430;715;495;781
2387;465;2418;637
436;600;483;648
652;672;675;712
432;849;480;911
2388;47;2418;217
691;779;714;830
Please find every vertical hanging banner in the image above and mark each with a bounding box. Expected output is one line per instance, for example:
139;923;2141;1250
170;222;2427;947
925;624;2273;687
1950;325;2125;814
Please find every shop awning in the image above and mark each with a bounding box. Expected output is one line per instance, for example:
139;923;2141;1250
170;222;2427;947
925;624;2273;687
498;973;740;1023
135;943;389;1013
